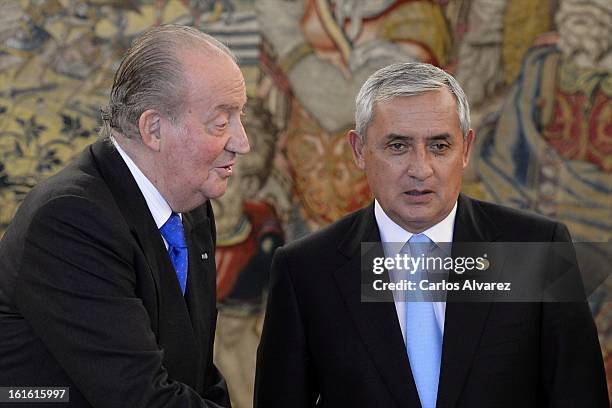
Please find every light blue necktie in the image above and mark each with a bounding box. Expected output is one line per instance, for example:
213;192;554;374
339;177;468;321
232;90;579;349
160;212;188;294
404;234;442;408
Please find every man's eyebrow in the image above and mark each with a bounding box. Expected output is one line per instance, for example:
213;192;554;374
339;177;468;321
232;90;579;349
382;133;452;141
384;133;412;141
428;133;451;141
214;104;243;113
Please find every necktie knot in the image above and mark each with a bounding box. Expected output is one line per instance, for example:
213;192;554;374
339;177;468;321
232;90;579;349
404;233;433;257
408;233;431;244
160;213;186;249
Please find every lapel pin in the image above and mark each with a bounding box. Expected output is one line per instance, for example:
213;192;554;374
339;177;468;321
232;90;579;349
201;253;208;260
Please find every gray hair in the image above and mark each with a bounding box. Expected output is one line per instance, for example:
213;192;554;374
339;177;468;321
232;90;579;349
355;62;471;140
101;24;236;139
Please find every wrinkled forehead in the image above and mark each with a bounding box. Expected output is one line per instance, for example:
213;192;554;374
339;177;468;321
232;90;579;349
179;49;245;100
374;90;459;120
178;45;238;78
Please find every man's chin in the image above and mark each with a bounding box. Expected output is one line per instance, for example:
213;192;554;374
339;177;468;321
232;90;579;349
176;183;229;212
203;181;229;200
394;209;440;233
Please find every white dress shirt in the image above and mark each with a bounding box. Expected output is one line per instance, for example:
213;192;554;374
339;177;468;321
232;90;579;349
111;138;178;249
374;199;457;341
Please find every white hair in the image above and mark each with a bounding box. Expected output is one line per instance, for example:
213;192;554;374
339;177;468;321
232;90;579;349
355;62;471;140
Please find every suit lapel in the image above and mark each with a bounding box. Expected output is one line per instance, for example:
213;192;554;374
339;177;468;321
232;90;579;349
333;204;422;408
89;140;199;386
436;195;502;408
183;203;217;391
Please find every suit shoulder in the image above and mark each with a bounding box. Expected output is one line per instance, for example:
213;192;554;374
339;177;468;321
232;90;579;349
5;145;123;237
469;197;565;240
473;198;557;225
25;145;110;205
281;207;366;257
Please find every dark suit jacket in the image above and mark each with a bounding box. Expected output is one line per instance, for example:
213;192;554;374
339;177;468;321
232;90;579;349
0;140;230;407
254;195;607;407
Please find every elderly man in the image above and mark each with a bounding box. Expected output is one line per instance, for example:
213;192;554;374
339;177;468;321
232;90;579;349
0;25;248;407
254;63;607;407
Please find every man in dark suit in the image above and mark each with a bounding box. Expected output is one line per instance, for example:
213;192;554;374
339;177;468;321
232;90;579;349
0;25;249;407
254;63;608;407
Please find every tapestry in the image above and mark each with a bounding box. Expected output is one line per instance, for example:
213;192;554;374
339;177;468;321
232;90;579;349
0;0;609;405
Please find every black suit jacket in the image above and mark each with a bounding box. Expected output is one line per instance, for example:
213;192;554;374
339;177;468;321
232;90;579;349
0;140;230;407
254;195;607;407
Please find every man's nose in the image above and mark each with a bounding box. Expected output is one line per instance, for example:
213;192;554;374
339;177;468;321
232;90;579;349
407;145;433;180
227;120;250;154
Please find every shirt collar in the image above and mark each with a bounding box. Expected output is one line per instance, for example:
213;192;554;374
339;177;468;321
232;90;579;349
111;137;178;228
374;199;457;247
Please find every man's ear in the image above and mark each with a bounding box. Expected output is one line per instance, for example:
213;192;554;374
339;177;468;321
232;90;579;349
348;130;366;170
138;109;162;152
462;128;475;169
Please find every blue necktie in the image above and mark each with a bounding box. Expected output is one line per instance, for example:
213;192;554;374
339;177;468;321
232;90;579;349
160;212;188;294
404;234;442;408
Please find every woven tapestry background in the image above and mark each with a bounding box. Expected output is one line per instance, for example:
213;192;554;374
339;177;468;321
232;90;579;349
1;0;610;405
